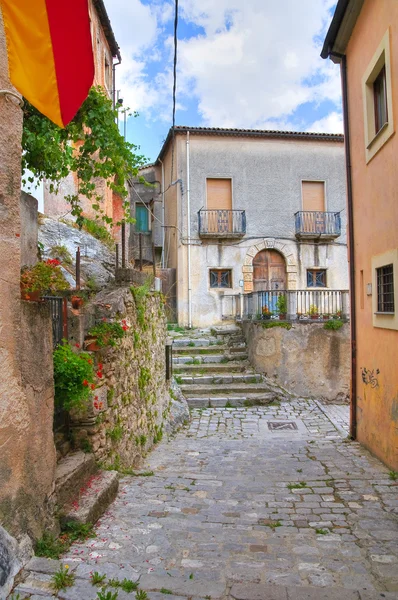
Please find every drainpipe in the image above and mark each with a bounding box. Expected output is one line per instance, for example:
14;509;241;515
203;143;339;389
186;131;192;328
331;51;357;439
159;158;166;269
112;59;121;109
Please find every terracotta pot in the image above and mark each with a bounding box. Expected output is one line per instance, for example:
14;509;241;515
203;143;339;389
21;288;41;302
71;295;84;309
310;314;319;320
279;314;287;320
85;337;100;351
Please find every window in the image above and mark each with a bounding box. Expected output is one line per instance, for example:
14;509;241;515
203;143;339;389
307;269;326;288
302;181;325;212
372;249;398;330
374;66;388;134
376;264;394;313
210;269;232;289
362;30;394;162
135;204;149;232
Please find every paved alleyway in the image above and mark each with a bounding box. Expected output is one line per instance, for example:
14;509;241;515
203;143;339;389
16;399;398;600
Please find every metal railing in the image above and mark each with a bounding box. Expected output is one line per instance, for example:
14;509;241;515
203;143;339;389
198;210;246;236
295;211;341;238
42;296;67;348
221;290;350;321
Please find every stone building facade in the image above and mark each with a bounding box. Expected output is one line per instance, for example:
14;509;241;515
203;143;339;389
140;127;349;328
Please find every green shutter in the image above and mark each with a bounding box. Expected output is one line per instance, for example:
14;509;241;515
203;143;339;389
136;205;148;232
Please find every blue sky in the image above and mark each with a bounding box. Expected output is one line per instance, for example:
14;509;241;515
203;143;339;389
104;0;342;164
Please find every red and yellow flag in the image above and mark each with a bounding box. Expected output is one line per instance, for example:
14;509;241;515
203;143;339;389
0;0;94;127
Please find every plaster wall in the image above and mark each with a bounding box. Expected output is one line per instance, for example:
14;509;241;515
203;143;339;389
170;133;348;327
0;8;56;547
243;321;350;402
345;0;398;469
20;192;38;267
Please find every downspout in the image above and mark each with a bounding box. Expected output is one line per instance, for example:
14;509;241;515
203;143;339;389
112;58;121;109
331;51;357;439
186;131;192;328
159;158;166;268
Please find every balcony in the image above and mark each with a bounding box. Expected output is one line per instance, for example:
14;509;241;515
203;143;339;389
198;209;246;238
295;211;341;240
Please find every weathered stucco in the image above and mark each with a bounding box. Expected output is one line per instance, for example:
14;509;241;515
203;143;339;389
20;192;38;267
0;10;56;588
243;321;350;402
68;287;177;468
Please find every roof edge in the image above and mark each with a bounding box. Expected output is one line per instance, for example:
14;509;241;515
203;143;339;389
321;0;364;60
93;0;121;62
155;126;344;163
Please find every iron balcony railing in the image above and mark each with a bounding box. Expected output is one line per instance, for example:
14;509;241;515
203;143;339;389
220;290;350;321
198;209;246;237
295;211;341;239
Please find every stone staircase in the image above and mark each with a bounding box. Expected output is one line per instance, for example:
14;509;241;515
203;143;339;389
171;325;286;408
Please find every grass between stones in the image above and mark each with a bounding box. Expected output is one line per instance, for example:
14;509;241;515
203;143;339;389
35;522;96;559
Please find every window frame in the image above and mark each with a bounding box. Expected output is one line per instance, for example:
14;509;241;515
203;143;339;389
307;269;327;289
135;203;150;233
362;30;394;163
376;264;394;314
372;249;398;330
209;269;232;289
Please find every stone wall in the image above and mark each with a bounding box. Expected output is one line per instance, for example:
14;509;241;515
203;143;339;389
69;287;175;468
242;321;350;402
20;192;38;267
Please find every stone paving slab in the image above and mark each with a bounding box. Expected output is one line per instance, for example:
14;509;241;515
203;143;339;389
13;399;398;600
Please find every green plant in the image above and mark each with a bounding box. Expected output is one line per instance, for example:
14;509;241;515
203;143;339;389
91;572;107;586
80;438;93;453
174;376;183;385
287;482;307;490
20;259;70;294
108;425;124;442
80;217;115;249
51;565;75;591
261;321;292;330
86;276;100;292
131;279;152;329
316;528;329;535
188;341;195;347
297;468;303;473
9;595;21;600
87;320;127;348
22;87;146;227
49;244;73;266
308;304;319;316
121;579;139;592
389;471;398;481
324;319;344;330
189;573;194;580
35;533;68;559
62;521;96;543
160;588;173;594
225;400;233;408
276;294;287;314
97;591;119;600
136;591;148;600
53;342;95;411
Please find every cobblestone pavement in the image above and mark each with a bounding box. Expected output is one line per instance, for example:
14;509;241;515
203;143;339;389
16;399;398;600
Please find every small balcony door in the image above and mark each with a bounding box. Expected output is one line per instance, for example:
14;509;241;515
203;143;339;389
302;181;325;233
206;178;232;233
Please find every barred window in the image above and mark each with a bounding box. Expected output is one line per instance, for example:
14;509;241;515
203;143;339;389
377;264;394;313
307;269;326;288
210;269;232;289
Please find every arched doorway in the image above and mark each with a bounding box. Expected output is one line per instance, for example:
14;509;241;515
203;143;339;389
253;249;287;292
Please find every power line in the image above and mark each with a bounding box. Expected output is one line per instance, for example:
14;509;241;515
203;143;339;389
170;0;179;183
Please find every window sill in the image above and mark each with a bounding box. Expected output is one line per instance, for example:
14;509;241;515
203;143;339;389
367;121;389;149
374;311;395;315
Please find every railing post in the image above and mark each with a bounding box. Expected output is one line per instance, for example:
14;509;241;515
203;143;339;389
287;290;297;320
76;247;81;290
342;290;349;320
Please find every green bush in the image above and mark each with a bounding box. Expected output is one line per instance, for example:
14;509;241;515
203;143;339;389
276;294;287;314
80;217;115;249
87;321;127;347
53;342;95;411
324;319;344;331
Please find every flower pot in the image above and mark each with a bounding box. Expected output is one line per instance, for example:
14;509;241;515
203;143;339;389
84;337;100;352
71;295;84;309
279;314;287;320
21;288;41;302
310;314;319;320
262;314;271;320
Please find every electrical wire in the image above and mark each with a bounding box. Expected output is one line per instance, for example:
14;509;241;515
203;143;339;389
170;0;179;183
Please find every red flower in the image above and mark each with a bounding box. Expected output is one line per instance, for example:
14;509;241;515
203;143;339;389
88;359;93;365
98;363;103;371
82;379;89;386
122;325;128;331
90;383;96;390
97;371;103;379
75;342;80;348
46;258;61;266
94;401;99;410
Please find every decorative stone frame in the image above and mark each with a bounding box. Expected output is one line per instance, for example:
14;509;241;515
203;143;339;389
242;238;298;292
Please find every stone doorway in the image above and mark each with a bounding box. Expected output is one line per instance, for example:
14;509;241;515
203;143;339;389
253;249;287;292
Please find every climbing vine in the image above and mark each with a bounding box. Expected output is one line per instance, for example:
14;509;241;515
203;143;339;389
22;86;146;226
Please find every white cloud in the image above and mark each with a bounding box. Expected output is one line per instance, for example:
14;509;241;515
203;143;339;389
104;0;342;130
307;111;344;133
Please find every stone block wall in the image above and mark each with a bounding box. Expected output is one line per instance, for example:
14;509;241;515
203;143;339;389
69;286;172;468
242;321;350;402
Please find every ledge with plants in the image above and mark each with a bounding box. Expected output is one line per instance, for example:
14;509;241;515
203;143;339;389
85;319;130;351
53;341;96;413
20;259;70;301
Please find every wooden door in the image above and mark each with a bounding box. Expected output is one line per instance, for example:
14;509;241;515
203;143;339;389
253;250;287;292
302;181;325;233
206;178;232;233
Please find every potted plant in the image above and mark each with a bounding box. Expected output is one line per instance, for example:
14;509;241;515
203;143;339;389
85;319;128;351
333;310;342;320
323;313;330;321
276;295;287;320
308;304;319;320
261;305;271;320
71;291;85;309
20;259;70;301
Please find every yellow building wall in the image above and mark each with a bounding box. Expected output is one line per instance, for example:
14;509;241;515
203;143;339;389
346;0;398;469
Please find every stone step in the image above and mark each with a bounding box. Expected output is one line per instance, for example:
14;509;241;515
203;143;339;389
173;345;245;355
173;352;248;365
177;373;263;385
55;451;97;509
173;362;251;374
172;337;215;347
211;325;242;336
180;382;275;396
187;393;278;408
61;470;119;526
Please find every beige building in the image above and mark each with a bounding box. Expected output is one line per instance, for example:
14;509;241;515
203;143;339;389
137;127;349;328
43;0;122;227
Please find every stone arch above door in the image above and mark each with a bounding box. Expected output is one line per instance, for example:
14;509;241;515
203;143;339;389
242;238;298;292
